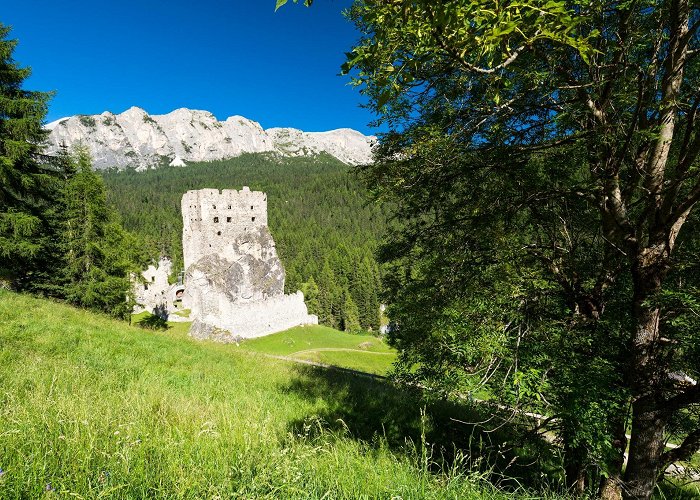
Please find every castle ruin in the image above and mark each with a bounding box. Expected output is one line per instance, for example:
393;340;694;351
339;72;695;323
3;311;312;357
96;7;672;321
132;257;188;322
134;187;317;340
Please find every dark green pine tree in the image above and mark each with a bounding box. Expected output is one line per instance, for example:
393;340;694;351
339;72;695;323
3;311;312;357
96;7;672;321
354;256;381;331
300;275;321;317
341;292;361;333
59;147;142;318
317;260;342;328
0;23;58;288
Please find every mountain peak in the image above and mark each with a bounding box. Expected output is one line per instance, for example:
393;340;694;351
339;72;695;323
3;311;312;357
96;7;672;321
121;106;148;116
45;107;374;170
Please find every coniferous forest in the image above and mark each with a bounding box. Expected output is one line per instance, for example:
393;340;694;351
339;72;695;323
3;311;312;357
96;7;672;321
101;153;386;332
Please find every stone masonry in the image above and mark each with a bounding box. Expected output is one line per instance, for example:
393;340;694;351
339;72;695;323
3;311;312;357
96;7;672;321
181;187;317;340
132;257;189;322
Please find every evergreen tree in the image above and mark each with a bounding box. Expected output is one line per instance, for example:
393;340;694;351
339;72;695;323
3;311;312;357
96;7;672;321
0;23;57;288
300;275;321;317
354;256;380;331
59;148;142;318
317;260;341;328
341;292;361;333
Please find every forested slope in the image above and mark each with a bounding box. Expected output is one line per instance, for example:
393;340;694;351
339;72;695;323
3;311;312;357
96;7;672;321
101;153;385;330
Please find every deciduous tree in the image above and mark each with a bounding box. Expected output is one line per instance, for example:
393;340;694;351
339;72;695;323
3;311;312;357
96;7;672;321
343;1;700;498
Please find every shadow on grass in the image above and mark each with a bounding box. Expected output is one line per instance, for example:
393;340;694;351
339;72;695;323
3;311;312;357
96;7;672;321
282;364;564;492
657;479;700;499
135;312;170;331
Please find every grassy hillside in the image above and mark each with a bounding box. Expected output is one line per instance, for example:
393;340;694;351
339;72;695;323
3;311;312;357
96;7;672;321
132;314;396;376
0;291;534;499
240;325;396;375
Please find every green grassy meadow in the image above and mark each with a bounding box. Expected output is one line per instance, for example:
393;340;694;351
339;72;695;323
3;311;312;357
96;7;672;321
239;326;396;376
0;291;533;499
133;314;397;376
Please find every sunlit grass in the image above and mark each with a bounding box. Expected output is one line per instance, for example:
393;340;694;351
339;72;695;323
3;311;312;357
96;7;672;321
239;325;396;375
290;349;395;375
239;325;392;355
132;314;397;375
0;291;513;499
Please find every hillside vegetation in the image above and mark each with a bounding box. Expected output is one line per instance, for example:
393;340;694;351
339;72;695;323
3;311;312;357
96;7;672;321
0;291;532;499
133;313;397;376
240;325;396;375
102;153;384;331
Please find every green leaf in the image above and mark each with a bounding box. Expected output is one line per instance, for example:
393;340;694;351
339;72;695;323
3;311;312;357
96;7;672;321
377;90;392;109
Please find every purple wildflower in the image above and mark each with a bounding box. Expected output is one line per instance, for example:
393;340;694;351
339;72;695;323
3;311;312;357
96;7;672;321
45;482;54;492
0;467;4;476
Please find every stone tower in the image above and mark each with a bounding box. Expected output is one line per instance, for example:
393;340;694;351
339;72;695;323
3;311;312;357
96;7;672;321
182;187;268;269
181;187;317;340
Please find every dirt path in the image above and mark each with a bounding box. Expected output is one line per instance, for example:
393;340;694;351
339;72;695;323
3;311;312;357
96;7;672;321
289;347;395;357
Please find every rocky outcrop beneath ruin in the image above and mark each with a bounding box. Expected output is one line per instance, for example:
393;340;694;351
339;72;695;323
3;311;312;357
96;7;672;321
189;319;244;344
184;248;284;312
45;107;375;170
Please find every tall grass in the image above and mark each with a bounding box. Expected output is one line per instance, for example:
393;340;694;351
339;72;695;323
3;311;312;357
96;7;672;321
0;291;518;499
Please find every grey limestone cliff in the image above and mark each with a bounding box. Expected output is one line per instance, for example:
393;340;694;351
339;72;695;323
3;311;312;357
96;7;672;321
46;107;375;170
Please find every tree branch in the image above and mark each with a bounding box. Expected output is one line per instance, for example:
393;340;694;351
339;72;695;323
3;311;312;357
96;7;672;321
664;383;700;413
427;5;530;75
643;0;689;207
662;427;700;465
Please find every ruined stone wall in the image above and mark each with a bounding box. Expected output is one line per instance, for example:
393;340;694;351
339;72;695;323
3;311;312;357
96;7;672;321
132;257;189;322
132;257;173;313
182;187;268;269
189;291;315;341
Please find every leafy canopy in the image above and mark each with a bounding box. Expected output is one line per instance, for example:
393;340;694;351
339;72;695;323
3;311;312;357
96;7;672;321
343;0;700;496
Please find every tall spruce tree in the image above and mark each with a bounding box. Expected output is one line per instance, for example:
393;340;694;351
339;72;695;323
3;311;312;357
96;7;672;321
0;23;57;288
59;147;142;318
301;275;321;317
341;292;361;333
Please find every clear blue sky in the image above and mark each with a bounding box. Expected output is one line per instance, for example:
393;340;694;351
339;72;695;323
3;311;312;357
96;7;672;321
4;0;378;134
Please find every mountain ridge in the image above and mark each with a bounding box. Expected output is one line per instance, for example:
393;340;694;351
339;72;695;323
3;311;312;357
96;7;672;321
46;106;375;170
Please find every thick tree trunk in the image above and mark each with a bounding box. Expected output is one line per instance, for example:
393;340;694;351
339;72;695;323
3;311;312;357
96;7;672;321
599;417;628;500
623;396;665;499
623;252;669;499
563;430;588;495
565;457;587;496
600;478;623;500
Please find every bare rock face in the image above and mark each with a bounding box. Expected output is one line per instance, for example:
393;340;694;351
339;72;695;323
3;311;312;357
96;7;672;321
189;319;244;344
185;248;284;310
45;107;375;170
181;187;317;340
